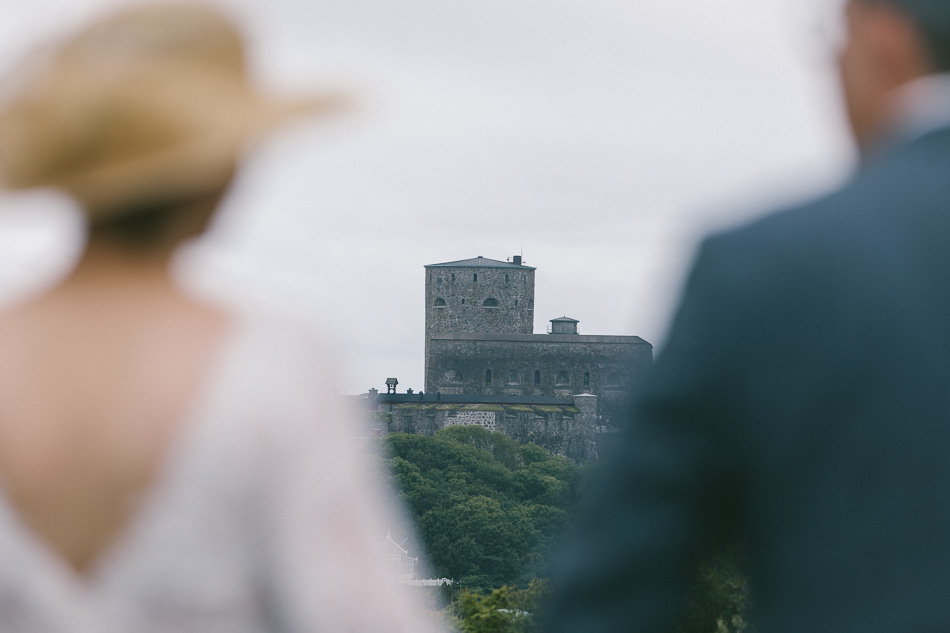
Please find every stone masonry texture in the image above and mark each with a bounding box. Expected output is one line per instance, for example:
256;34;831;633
425;333;652;428
384;401;599;462
407;254;654;461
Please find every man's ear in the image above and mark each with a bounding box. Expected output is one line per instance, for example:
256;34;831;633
857;1;933;89
839;1;934;146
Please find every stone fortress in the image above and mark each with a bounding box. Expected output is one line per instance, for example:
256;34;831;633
368;255;653;462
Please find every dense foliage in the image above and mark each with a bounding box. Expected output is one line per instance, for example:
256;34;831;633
677;550;750;633
381;427;589;589
451;580;550;633
382;427;751;631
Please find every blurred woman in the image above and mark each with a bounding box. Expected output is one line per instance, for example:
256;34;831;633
0;4;435;631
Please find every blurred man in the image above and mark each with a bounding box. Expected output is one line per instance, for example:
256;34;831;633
546;2;950;632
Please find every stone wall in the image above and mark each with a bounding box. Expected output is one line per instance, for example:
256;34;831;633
425;333;652;428
382;399;598;462
424;258;535;389
424;261;535;338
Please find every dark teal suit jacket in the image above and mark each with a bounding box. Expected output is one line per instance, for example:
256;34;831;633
546;126;950;633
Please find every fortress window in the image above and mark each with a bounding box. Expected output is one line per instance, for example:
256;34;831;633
483;298;499;307
485;369;492;385
555;371;570;386
434;297;446;307
534;370;541;385
584;372;590;388
473;273;478;282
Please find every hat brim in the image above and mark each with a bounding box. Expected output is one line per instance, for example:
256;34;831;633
55;87;346;219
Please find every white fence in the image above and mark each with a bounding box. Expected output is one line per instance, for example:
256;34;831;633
403;578;454;587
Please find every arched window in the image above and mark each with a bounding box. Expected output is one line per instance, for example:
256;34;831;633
434;297;446;307
483;298;499;307
534;370;541;385
485;369;492;385
584;372;590;388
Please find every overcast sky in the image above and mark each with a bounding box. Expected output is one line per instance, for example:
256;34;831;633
0;0;854;393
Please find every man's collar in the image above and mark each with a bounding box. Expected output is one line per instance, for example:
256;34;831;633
886;73;950;147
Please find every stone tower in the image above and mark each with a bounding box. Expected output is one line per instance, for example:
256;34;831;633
424;256;536;390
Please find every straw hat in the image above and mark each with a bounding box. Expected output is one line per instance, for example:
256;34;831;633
0;2;344;218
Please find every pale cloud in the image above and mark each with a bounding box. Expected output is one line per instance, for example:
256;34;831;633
0;0;853;392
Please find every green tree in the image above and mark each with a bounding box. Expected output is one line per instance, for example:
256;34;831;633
381;429;587;589
452;580;550;633
383;428;753;630
676;550;750;633
438;425;525;470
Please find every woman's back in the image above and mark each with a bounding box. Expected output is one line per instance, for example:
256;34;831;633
0;269;229;575
0;308;432;632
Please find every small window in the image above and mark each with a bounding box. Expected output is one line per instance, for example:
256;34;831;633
485;369;492;385
507;371;521;385
505;274;509;283
584;372;590;388
483;298;499;307
461;298;465;305
451;273;455;282
534;370;541;385
473;273;478;282
555;371;570;386
434;297;446;307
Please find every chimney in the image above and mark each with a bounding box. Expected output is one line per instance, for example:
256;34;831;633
513;255;522;266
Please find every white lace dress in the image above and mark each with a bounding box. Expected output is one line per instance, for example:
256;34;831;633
0;316;435;633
